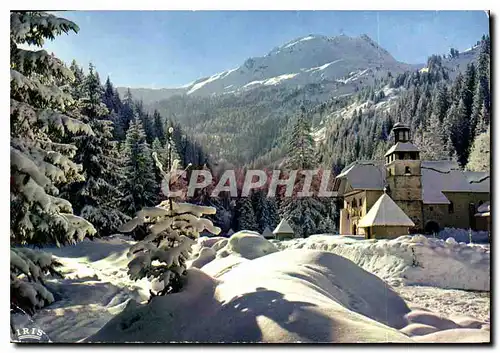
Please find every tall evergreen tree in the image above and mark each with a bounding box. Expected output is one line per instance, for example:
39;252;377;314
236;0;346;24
153;110;165;143
432;83;450;124
416;113;449;160
235;197;258;231
10;11;96;246
119;118;159;217
136;100;155;144
63;63;129;237
280;105;325;238
466;126;490;172
115;88;135;141
474;36;491;134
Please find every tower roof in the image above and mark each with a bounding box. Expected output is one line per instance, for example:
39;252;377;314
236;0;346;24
358;193;415;228
384;142;420;157
273;219;294;234
392;122;410;130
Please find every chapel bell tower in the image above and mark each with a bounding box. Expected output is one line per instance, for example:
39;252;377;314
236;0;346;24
384;123;423;230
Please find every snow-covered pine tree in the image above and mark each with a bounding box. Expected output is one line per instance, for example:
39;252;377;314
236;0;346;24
136;100;155;144
152;137;165;163
235;197;259;231
10;11;96;320
316;215;337;234
10;248;62;316
153;110;165;144
279;105;325;237
250;189;266;232
115;88;135;141
63;62;129;237
416;113;449;160
466;125;490;172
252;190;279;232
475;36;490;132
448;98;471;167
68;59;85;101
102;77;124;140
119;118;159;217
119;128;221;297
10;11;96;246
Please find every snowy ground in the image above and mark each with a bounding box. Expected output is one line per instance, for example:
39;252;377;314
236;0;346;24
397;286;490;323
11;231;490;343
11;236;151;342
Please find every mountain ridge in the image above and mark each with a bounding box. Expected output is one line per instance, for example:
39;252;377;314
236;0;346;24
117;34;421;103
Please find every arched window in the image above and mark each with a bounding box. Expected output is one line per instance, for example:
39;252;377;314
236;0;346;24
405;166;411;175
352;199;357;208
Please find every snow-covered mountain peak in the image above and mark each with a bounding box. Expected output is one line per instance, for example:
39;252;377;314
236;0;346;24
118;34;416;101
179;34;409;96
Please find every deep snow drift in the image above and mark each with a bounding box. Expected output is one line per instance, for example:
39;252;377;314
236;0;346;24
276;234;490;291
88;250;414;343
11;231;490;343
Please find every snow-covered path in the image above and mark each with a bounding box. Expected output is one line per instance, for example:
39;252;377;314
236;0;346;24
11;236;151;342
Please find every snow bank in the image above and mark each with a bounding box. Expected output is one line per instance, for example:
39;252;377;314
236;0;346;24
278;234;489;291
88;250;413;343
218;231;278;260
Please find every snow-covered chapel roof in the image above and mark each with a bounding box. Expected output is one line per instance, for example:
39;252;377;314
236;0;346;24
273;219;294;234
337;161;386;190
421;161;490;204
335;160;490;204
358;193;415;228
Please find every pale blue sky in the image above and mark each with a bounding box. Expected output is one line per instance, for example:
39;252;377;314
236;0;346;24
39;11;489;88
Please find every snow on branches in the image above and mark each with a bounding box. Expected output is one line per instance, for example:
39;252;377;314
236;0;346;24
121;199;221;296
10;248;62;317
119;133;220;297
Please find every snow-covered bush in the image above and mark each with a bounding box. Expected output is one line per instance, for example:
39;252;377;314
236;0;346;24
10;248;62;318
120;200;221;297
119;129;221;297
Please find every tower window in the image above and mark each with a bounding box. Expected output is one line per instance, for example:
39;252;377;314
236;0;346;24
388;168;392;176
448;201;454;214
405;166;411;174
